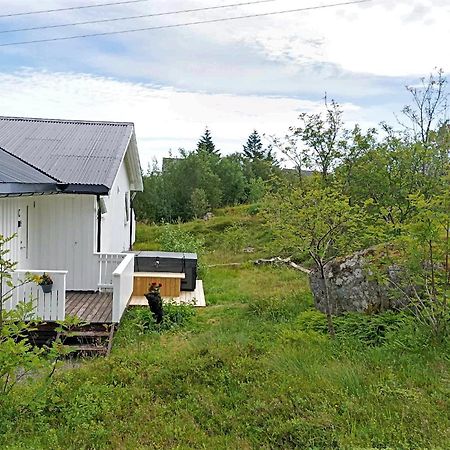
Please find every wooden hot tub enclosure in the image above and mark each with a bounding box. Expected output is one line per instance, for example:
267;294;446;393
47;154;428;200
132;251;198;298
132;272;185;297
133;251;198;291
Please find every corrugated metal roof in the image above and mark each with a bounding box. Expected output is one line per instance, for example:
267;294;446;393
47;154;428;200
0;147;57;184
0;116;134;189
0;147;61;195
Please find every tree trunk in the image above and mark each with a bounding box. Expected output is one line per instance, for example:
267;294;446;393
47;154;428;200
319;262;335;337
445;221;449;286
296;164;303;186
429;239;437;300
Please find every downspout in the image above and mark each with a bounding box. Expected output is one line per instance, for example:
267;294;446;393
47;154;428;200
96;195;102;253
130;192;136;251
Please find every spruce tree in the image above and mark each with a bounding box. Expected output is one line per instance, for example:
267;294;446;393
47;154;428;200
243;130;263;159
243;130;275;161
197;127;219;155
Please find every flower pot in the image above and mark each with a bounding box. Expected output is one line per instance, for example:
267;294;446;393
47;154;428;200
40;284;53;294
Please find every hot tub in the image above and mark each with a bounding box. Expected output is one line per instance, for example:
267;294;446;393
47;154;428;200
133;251;198;291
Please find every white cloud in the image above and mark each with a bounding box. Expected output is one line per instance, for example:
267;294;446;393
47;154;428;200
2;0;448;83
0;1;441;169
188;0;450;77
0;69;366;168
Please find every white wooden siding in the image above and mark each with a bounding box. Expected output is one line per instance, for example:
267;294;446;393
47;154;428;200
0;197;22;266
1;148;138;294
29;195;97;290
100;159;133;253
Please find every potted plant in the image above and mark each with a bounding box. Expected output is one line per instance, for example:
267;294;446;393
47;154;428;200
38;273;53;293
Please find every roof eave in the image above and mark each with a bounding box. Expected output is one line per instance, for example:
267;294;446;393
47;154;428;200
0;182;60;196
0;183;110;196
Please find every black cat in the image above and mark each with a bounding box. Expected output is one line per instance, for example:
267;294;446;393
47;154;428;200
145;283;164;324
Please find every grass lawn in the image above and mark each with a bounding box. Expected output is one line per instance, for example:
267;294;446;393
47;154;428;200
1;208;449;449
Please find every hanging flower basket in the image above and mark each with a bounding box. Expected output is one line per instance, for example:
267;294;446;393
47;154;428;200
38;273;54;293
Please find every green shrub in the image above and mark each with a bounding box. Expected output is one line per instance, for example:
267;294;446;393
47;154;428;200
157;224;206;276
383;317;450;354
190;188;209;218
220;223;251;254
158;224;204;254
295;309;330;334
247;177;267;203
127;304;196;335
246;204;260;216
296;309;411;346
163;302;197;329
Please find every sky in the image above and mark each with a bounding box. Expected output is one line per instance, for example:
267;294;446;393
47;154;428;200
0;0;449;170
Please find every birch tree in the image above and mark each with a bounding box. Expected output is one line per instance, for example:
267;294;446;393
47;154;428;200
265;181;370;336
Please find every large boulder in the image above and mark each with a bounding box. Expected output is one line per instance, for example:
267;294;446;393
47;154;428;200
309;247;409;315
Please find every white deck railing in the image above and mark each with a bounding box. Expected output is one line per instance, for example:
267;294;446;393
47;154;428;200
112;253;134;323
3;270;67;321
97;252;126;290
1;253;133;323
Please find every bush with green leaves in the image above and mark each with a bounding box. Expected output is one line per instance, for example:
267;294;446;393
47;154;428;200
1;303;48;396
247;177;267;203
395;190;449;341
157;224;206;277
127;303;196;335
246;203;260;216
0;235;73;398
264;179;378;336
220;222;251;254
190;188;210;218
158;224;204;255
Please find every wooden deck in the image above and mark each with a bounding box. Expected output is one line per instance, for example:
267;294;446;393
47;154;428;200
129;280;206;308
65;292;113;323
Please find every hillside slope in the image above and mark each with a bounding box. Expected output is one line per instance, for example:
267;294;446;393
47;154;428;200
1;207;449;449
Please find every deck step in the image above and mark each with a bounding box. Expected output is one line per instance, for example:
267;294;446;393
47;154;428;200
67;345;108;353
56;325;115;357
60;331;110;338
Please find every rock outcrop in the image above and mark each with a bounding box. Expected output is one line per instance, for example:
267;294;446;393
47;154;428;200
309;247;410;315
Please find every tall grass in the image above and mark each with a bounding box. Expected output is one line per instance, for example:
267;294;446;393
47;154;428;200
0;210;449;449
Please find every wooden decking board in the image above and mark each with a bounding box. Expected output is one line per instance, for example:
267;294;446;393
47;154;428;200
92;293;112;323
76;293;102;320
65;293;87;317
67;293;91;317
76;295;98;320
96;294;113;322
72;294;95;318
64;293;79;315
91;294;108;322
72;293;92;316
65;292;113;323
84;293;111;322
129;279;206;308
65;294;79;315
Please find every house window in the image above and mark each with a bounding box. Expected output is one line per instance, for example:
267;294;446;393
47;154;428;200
125;192;130;223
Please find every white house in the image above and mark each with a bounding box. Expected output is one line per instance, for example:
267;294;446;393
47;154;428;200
0;116;143;323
